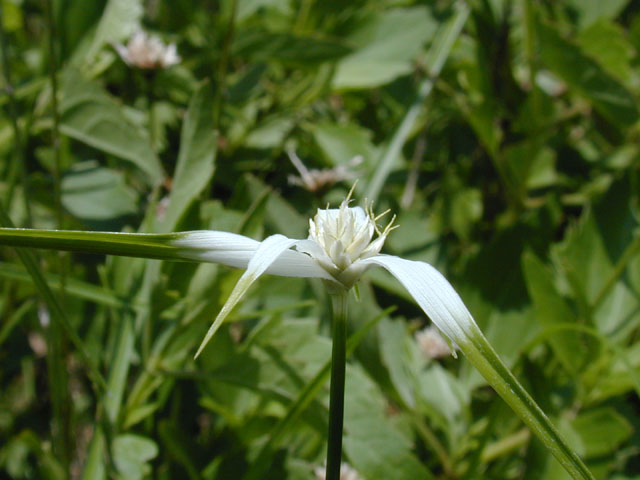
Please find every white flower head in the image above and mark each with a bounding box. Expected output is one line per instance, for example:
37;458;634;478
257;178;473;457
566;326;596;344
415;325;453;359
298;185;397;288
314;462;362;480
176;185;477;360
114;30;181;70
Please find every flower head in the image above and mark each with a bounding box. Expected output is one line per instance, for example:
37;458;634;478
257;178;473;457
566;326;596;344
298;188;396;288
415;325;453;359
114;31;180;70
314;462;361;480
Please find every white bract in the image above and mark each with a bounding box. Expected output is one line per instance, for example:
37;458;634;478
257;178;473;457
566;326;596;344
176;190;478;359
114;31;180;70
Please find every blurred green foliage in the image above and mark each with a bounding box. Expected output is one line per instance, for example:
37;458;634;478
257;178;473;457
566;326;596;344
0;0;639;479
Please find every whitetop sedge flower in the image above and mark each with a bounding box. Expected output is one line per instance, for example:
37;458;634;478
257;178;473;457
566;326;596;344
314;462;362;480
179;186;478;359
415;325;453;359
114;31;180;70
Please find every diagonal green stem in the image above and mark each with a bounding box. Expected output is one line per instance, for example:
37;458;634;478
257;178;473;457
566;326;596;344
365;2;469;204
326;289;348;480
462;323;595;480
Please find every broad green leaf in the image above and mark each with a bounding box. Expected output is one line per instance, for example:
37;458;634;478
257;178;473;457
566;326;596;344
333;7;437;89
576;20;636;88
236;31;350;65
570;408;632;458
84;0;143;62
59;69;164;184
416;364;469;444
0;261;141;309
62;162;139;221
244;114;294;149
552;179;640;336
566;0;631;29
537;21;639;127
160;82;217;232
244;174;307;238
112;434;158;480
344;365;434;480
310;121;378;168
522;251;587;372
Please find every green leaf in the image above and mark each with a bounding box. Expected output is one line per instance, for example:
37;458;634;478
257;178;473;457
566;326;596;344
237;31;350;65
112;434;158;480
576;20;636;88
522;251;587;373
566;0;631;29
160;82;217;232
84;0;143;62
378;317;415;408
332;7;438;89
310;121;378;168
62;162;139;221
59;69;165;184
343;366;434;480
570;408;632;458
552;179;640;335
536;21;639;127
244;114;295;149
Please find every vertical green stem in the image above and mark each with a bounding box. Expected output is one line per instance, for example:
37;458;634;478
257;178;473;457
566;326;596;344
326;290;348;480
0;1;31;223
45;0;62;228
213;0;237;129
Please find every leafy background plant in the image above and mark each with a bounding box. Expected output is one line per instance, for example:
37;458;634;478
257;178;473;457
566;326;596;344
1;0;639;479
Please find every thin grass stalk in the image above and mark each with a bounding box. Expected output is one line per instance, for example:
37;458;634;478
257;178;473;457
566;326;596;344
0;206;107;392
326;290;348;480
0;1;32;224
213;0;237;128
365;2;469;204
43;0;72;469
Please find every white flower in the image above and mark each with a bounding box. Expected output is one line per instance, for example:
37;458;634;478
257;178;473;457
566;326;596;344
314;462;361;480
415;325;453;359
0;190;596;478
114;31;180;69
176;187;478;359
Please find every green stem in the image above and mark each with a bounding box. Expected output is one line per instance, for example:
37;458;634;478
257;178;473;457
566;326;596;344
213;0;237;129
0;1;32;223
592;235;640;311
364;2;469;204
45;0;62;228
482;428;530;463
0;210;107;393
326;290;348;480
462;324;595;480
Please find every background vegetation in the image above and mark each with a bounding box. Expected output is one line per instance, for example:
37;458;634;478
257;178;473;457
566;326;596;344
1;0;639;478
